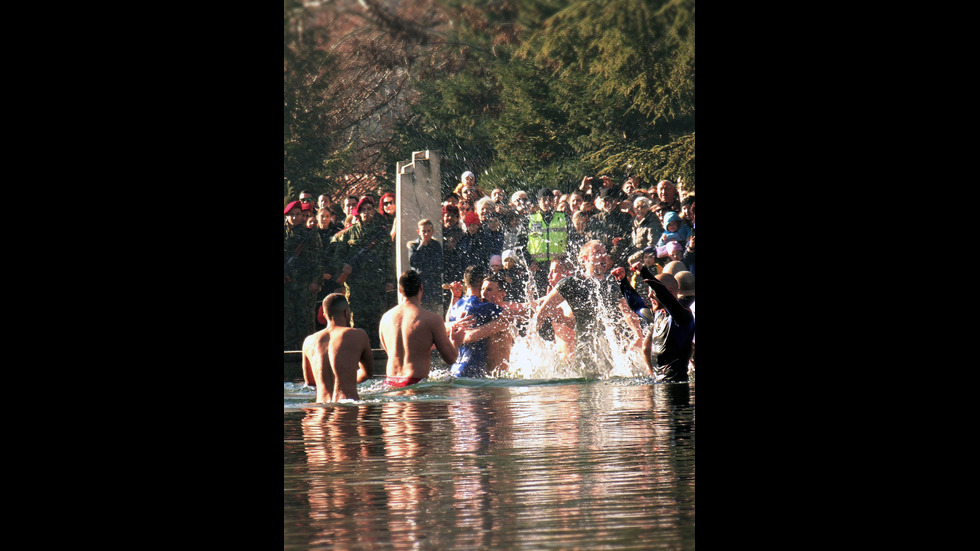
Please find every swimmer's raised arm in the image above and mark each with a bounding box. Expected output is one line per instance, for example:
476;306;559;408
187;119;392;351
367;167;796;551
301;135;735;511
445;282;464;322
617;299;644;351
618;298;643;341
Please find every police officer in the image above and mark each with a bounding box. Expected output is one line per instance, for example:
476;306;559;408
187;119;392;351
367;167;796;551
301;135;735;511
326;196;395;349
284;200;323;350
525;187;568;299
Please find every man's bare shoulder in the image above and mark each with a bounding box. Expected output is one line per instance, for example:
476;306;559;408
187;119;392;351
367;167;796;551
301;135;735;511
419;307;445;327
380;307;393;322
401;303;441;327
388;302;434;322
379;303;400;320
303;329;329;353
334;325;370;343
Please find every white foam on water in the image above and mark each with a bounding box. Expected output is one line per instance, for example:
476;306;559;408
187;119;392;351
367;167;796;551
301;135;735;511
285;295;658;409
495;300;649;381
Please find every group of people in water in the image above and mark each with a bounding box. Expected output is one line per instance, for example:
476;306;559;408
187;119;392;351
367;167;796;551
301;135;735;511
289;172;695;403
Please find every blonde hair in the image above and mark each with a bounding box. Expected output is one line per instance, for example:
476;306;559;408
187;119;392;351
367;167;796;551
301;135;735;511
475;196;495;214
417;219;434;229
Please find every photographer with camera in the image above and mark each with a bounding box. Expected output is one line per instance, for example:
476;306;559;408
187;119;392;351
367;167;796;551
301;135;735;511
578;175;618;203
588;187;634;270
325;196;395;349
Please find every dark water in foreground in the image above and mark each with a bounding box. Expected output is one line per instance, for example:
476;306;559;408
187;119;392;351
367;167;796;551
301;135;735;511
284;374;695;549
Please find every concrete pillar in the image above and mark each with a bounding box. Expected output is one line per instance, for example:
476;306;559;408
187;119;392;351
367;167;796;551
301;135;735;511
395;150;441;302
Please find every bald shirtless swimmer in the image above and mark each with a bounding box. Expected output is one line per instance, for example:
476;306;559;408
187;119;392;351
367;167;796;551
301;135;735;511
379;269;465;388
302;293;374;403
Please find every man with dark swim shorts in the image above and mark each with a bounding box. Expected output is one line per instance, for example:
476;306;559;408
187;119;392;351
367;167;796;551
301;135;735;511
379;269;465;388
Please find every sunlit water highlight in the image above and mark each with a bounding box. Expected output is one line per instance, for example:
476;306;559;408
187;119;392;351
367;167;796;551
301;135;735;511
285;304;694;549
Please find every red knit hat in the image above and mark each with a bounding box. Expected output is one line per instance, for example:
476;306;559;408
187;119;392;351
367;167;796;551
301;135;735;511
463;211;481;227
352;196;375;217
284;200;302;214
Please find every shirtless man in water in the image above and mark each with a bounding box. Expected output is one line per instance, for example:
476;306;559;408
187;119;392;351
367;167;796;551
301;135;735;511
459;259;578;372
302;293;374;402
534;258;577;361
477;275;517;373
379;269;465;388
534;241;644;358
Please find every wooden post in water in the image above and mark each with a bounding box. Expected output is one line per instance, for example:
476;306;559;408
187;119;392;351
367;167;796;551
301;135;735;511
395;151;442;303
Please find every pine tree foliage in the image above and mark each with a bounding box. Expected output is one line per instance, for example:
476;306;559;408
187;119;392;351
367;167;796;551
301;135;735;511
283;0;352;201
283;0;695;203
507;0;695;191
284;0;444;202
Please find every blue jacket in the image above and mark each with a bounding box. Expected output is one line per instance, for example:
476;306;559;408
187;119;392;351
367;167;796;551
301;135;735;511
447;296;504;377
656;211;692;247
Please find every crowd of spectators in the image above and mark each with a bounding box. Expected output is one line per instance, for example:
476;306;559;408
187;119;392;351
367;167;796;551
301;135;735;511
284;172;695;356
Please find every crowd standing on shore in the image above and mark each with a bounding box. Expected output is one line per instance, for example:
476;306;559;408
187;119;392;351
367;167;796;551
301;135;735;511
286;172;695;398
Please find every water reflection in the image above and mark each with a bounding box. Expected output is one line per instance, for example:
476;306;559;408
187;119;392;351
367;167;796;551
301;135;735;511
380;398;455;548
284;381;695;549
290;405;385;549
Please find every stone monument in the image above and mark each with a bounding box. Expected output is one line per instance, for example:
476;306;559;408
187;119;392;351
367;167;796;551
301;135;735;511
395;150;442;302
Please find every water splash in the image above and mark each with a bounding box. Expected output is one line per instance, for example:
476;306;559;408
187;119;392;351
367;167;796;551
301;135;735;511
286;277;659;410
498;296;649;381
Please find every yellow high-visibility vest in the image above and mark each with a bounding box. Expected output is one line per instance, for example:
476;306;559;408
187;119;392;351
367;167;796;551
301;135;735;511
527;211;567;263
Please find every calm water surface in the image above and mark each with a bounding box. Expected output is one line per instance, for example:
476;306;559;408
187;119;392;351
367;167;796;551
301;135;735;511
284;371;695;550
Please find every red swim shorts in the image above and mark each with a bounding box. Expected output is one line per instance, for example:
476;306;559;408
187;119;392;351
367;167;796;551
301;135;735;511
385;376;423;388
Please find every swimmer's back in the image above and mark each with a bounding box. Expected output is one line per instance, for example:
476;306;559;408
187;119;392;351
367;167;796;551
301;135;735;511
380;302;443;379
318;325;371;401
303;329;334;403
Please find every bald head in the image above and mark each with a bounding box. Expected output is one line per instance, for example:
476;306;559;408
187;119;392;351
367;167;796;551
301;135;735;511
655;273;678;298
577;240;608;274
663;260;688;275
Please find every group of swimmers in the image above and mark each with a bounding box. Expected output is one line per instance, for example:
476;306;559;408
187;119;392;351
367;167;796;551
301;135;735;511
302;239;695;403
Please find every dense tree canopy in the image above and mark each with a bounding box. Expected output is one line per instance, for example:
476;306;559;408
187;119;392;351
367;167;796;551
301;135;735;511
284;0;694;204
